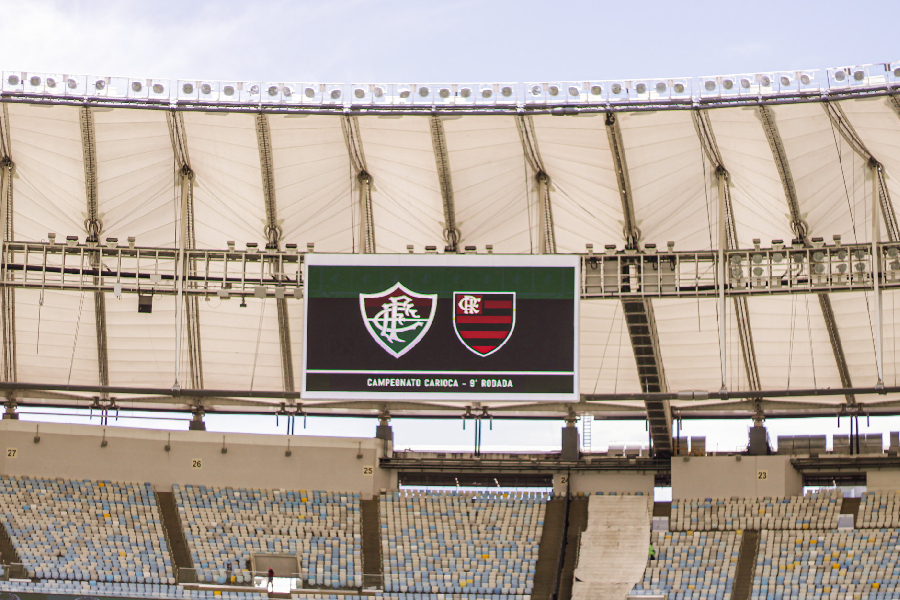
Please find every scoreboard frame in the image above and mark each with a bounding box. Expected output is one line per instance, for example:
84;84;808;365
301;253;580;402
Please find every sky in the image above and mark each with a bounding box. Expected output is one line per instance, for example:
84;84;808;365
1;0;899;453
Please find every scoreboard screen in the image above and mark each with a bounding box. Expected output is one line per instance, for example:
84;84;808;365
301;254;579;401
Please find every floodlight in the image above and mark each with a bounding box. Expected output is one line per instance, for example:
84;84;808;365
95;79;106;91
438;87;450;98
722;78;734;90
704;80;716;91
282;85;293;98
68;78;78;89
418;85;430;97
759;75;772;87
674;82;686;94
29;76;40;87
655;81;666;93
354;87;365;99
531;84;542;95
800;73;810;85
780;75;792;87
373;86;385;98
833;70;846;82
398;86;411;99
548;84;560;96
46;77;57;88
481;88;493;98
304;86;316;98
153;83;165;94
267;85;278;96
459;87;472;98
222;85;234;96
635;82;647;94
330;88;341;99
590;84;602;95
567;84;580;96
740;77;751;89
200;83;212;95
182;82;193;94
500;85;513;97
128;81;141;94
611;83;622;94
894;65;900;78
250;84;260;95
7;74;19;86
852;68;865;81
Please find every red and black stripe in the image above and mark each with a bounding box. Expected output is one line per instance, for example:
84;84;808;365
454;293;515;355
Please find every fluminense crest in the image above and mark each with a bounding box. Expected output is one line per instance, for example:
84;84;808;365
359;282;437;358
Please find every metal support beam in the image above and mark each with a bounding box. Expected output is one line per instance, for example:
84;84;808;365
823;101;899;242
167;112;204;391
516;116;556;254
693;110;763;403
341;116;375;253
79;107;109;392
605;112;672;454
430;116;460;252
0;104;15;387
255;113;294;393
758;105;855;405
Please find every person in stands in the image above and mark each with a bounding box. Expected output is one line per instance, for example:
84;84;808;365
648;542;656;561
267;568;275;592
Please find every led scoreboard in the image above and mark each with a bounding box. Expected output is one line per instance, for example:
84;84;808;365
302;254;579;401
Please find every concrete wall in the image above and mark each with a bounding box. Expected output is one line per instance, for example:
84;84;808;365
671;455;802;499
0;420;395;497
865;469;900;492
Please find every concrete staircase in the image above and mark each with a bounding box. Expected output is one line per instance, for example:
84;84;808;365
571;495;652;600
156;491;196;583
531;497;568;600
557;496;589;600
841;497;861;526
360;498;383;589
0;521;26;579
730;530;759;600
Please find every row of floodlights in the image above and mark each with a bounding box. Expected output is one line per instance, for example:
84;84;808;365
3;62;899;106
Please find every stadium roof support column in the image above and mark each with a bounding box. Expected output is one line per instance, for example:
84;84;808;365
167;112;203;392
255;113;294;394
0;105;16;395
342;116;375;253
515;116;556;254
823;101;894;388
823;101;899;241
758;105;855;406
605;112;672;455
693;110;764;419
430;116;460;252
79;107;110;397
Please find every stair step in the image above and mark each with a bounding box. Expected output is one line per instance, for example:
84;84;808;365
156;491;196;584
531;497;567;600
730;529;760;600
558;497;590;600
360;498;383;589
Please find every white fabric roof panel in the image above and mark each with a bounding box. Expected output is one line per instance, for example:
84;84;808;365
529;115;625;253
3;97;900;413
769;103;872;244
579;299;641;397
652;298;747;394
15;289;99;387
198;297;283;392
267;115;354;253
105;294;177;389
745;295;843;393
441;116;534;253
6;104;86;242
93;109;176;248
357;116;445;252
618;111;715;250
181;113;266;250
705;106;795;247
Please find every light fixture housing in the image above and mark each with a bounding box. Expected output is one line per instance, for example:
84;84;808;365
177;80;199;101
608;81;628;101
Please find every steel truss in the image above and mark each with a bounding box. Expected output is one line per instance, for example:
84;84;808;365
5;240;900;300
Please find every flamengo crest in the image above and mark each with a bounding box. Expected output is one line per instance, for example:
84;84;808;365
453;291;516;356
359;283;437;358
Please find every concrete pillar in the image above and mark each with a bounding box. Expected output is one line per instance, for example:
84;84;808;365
748;425;770;455
561;417;580;461
189;407;206;431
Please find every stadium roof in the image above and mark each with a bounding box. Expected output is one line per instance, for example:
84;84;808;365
1;63;900;423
